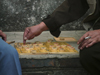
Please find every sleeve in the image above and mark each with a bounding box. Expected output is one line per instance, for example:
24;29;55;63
93;18;100;30
42;0;89;37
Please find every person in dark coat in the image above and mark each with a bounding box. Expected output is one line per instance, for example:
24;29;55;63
23;0;100;74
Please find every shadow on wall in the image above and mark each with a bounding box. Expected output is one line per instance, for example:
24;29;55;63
0;0;84;31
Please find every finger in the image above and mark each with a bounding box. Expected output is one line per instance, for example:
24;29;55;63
23;28;30;43
26;32;33;40
23;37;27;44
23;28;30;38
78;33;89;45
78;40;87;49
1;32;7;41
23;39;26;44
78;38;92;49
80;39;92;50
86;40;96;48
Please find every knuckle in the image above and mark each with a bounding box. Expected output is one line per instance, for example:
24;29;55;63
30;30;34;33
29;31;32;34
88;39;92;42
27;36;29;40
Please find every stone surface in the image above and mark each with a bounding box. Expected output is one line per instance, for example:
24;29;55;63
58;58;82;68
21;58;90;75
20;58;82;68
4;31;90;75
20;59;56;68
5;31;86;59
0;0;85;31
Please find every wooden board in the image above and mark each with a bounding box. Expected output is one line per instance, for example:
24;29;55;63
18;52;78;55
14;41;78;55
54;37;77;42
16;50;78;55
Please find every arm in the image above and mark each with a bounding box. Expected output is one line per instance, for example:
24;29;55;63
42;0;89;37
23;0;89;43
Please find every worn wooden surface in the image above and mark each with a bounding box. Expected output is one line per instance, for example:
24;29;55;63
54;37;77;42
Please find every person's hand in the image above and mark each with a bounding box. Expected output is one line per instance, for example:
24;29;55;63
23;25;42;43
77;29;100;50
0;30;7;41
23;22;48;43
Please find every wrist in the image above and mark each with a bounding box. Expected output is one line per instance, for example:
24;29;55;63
38;22;48;31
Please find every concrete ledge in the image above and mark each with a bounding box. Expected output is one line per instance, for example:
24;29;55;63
19;53;79;59
3;31;90;75
4;31;86;59
21;58;90;75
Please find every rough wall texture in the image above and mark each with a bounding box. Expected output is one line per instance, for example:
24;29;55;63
0;0;84;31
21;58;90;75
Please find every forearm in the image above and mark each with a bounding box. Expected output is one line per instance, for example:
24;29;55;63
38;22;49;31
42;0;89;37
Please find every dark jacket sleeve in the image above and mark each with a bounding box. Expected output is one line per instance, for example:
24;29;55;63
42;0;89;37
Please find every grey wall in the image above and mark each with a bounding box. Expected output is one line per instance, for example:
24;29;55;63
0;0;84;31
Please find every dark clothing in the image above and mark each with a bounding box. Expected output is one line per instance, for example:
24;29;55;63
80;42;100;75
43;0;89;37
43;0;100;37
43;0;100;75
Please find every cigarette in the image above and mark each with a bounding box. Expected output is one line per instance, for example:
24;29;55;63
85;36;91;40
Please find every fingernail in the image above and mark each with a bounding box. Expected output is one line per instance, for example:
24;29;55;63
24;37;27;40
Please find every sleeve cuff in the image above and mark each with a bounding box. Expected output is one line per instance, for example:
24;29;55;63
50;28;61;37
42;15;61;37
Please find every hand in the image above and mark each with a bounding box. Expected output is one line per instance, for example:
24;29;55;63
77;29;100;50
23;22;48;43
0;30;7;41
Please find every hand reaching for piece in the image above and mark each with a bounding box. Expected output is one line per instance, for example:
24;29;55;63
0;30;7;41
23;22;48;43
77;29;100;50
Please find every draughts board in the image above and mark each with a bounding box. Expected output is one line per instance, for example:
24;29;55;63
14;40;78;55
